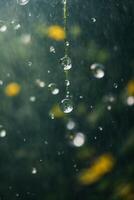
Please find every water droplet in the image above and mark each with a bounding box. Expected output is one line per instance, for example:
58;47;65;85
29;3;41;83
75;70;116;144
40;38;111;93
17;0;30;6
29;96;36;102
36;79;45;88
127;96;134;106
28;12;32;17
91;17;96;23
14;24;21;30
113;83;118;88
65;80;70;86
107;105;112;110
32;167;37;174
0;21;7;32
49;46;55;53
0;80;3;85
90;63;105;79
61;98;73;113
72;132;85;147
79;95;83;99
66;120;75;130
20;34;31;44
0;130;6;137
28;61;32;66
61;56;72;71
16;193;19;197
48;83;59;95
98;126;103;131
66;41;69;46
49;112;55;119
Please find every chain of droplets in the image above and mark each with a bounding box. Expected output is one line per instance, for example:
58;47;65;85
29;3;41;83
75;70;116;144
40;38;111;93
60;0;73;114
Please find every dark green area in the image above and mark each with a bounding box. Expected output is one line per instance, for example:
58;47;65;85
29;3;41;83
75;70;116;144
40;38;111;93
0;0;134;199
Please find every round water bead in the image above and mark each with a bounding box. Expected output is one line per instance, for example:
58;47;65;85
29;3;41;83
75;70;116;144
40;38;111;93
72;132;85;147
60;55;72;71
0;21;7;32
90;63;105;79
17;0;30;6
48;83;59;95
61;98;73;113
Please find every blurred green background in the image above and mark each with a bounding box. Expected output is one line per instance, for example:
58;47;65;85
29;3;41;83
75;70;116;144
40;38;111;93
0;0;134;199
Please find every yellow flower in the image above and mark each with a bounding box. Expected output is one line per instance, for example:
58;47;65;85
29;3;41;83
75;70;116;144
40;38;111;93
5;82;21;97
50;104;64;118
78;153;115;185
127;80;134;96
47;25;66;41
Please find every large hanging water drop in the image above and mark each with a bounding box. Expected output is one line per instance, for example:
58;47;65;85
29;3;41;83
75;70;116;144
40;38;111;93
61;98;73;113
61;55;72;71
90;63;105;79
17;0;30;6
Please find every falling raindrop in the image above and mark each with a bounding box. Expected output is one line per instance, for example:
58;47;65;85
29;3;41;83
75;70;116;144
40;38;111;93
61;98;73;113
17;0;30;6
61;55;72;71
90;63;105;79
48;83;59;95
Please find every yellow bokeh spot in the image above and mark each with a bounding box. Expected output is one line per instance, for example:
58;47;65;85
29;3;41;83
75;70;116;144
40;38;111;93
78;153;115;185
127;80;134;96
5;82;21;97
47;25;66;41
50;104;65;118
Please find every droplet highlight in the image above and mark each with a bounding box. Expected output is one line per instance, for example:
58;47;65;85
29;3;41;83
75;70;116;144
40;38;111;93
90;63;105;79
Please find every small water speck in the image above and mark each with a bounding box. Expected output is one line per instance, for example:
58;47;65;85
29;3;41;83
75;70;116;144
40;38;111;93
32;167;37;174
107;105;112;110
0;130;6;138
90;63;105;79
14;24;21;30
91;17;96;23
113;83;118;88
49;46;55;53
48;83;59;95
0;80;3;85
66;120;75;130
17;0;30;6
49;112;55;120
29;96;36;102
127;96;134;106
98;126;103;131
36;79;45;88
